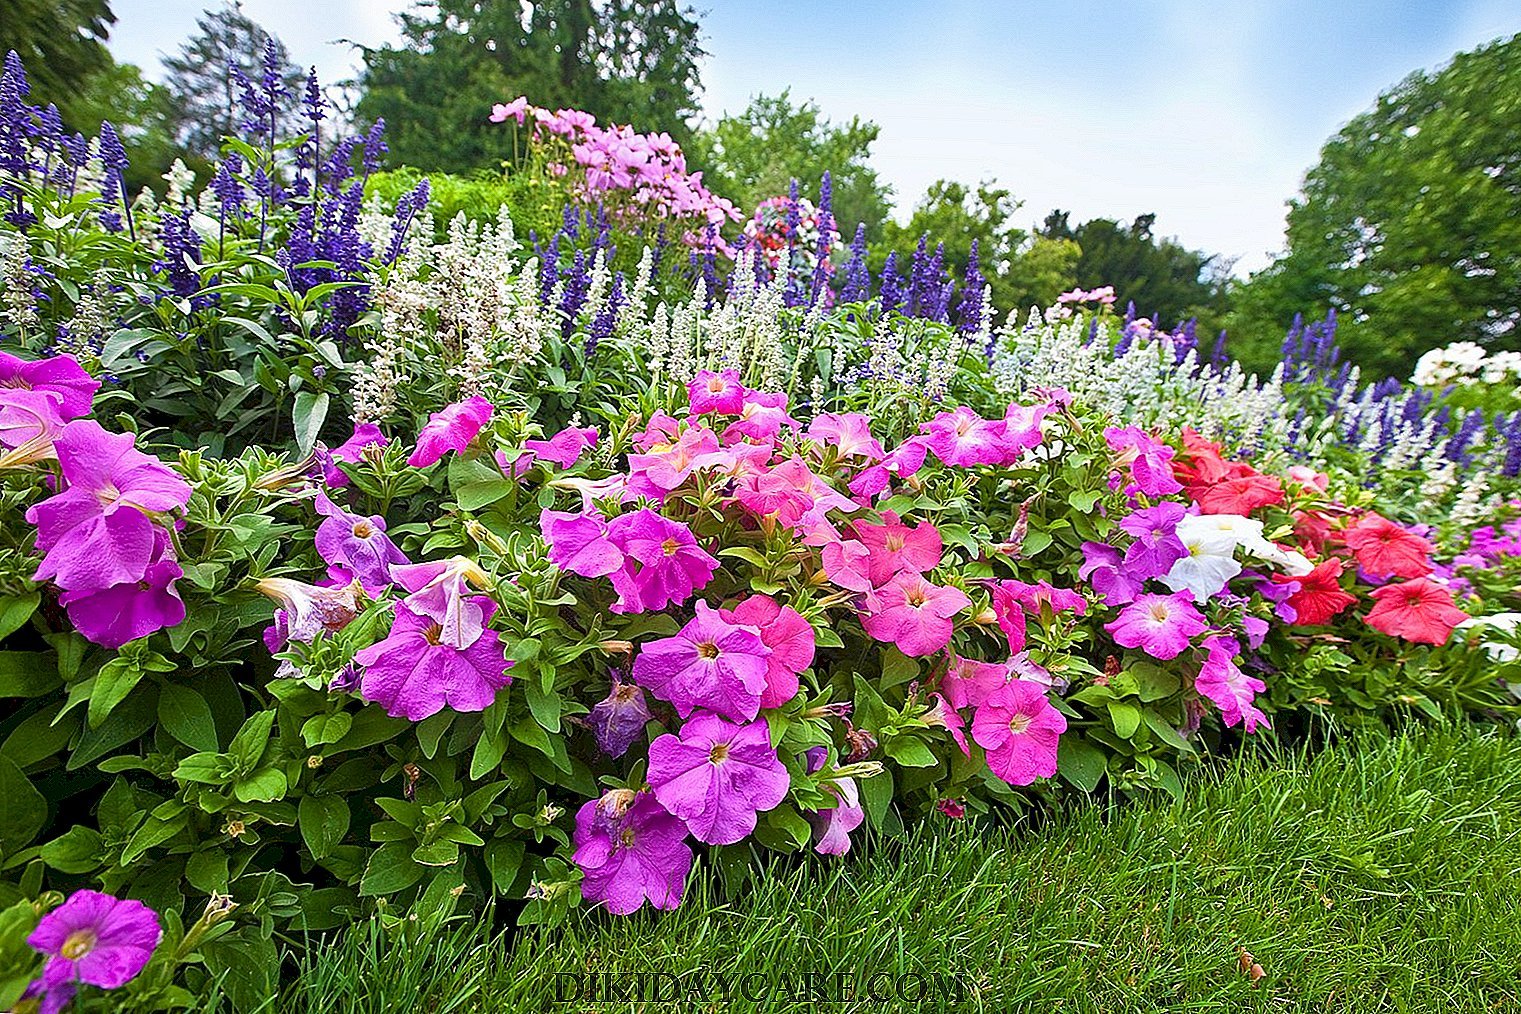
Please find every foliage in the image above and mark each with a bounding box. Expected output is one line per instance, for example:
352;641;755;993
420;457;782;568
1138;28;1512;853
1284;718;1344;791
692;91;893;241
0;0;115;127
1039;210;1231;335
1228;33;1521;379
356;0;706;175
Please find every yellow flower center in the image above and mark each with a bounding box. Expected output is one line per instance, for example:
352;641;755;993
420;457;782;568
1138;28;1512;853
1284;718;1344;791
696;641;720;660
422;622;444;646
661;538;680;556
61;929;97;961
1008;713;1033;735
352;521;374;538
709;742;729;764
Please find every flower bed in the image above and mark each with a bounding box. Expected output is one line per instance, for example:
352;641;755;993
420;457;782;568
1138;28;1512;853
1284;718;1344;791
0;51;1517;1012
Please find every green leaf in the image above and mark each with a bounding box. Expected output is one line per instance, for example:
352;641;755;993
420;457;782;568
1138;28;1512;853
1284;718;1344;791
89;653;149;728
0;757;46;863
484;839;525;894
40;826;103;873
185;850;229;894
227;710;276;769
298;795;350;860
293;389;330;456
173;752;229;785
201;929;279;1013
0;592;39;641
1107;701;1142;739
360;842;426;896
455;479;517;510
158;683;220;752
121;811;188;864
301;711;353;747
0;651;61;699
411;839;461;867
883;734;939;768
233;766;288;803
524;680;561;734
879;647;920;691
1142;709;1195;753
859;766;895;830
1057;736;1108;792
1131;663;1181;703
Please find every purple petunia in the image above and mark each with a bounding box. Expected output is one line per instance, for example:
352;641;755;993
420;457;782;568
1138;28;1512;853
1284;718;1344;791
632;600;771;721
646;712;791;845
572;791;693;915
313;490;408;596
27;889;161;993
351;600;512;720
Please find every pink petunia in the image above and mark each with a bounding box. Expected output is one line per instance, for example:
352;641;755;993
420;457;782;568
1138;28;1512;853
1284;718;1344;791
389;556;492;650
687;370;746;415
721;389;798;443
1104;425;1183;497
861;571;971;657
525;425;598;469
1104;591;1207;660
939;655;1015;710
625;424;731;500
854;511;942;586
632;601;771;721
408;396;493;467
646;712;791;845
1194;635;1270;733
725;594;815;708
970;680;1066;786
0;352;99;420
313;490;409;596
807;413;886;462
919;407;1033;468
27;889;160;993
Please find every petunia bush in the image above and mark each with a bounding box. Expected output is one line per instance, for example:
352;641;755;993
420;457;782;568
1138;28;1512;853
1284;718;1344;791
2;324;1512;1012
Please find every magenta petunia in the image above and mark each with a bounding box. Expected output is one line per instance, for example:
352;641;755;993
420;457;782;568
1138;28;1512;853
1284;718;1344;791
0;387;65;459
919;406;1032;468
323;422;389;486
687;370;746;415
854;511;942;586
970;680;1067;786
27;420;191;591
27;889;161;992
725;594;815;708
352;600;512;720
587;675;653;757
1104;591;1208;660
820;536;874;593
389;556;492;650
540;508;624;578
633;600;770;720
525;425;598;469
58;539;185;649
646;712;791;845
1194;635;1270;733
625;424;731;500
861;571;971;657
313;490;409;596
0;352;100;420
407;395;493;467
939;655;1015;710
1118;502;1189;580
809;777;865;856
1104;425;1182;496
573;791;693;915
605;508;718;614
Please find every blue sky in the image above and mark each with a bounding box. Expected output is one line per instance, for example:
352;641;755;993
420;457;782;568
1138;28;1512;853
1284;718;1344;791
108;0;1521;273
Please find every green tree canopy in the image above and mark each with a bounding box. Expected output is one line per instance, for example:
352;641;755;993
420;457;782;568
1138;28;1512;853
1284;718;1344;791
868;180;1079;319
1;0;115;125
1228;32;1521;378
691;91;892;237
1040;211;1229;331
356;0;705;174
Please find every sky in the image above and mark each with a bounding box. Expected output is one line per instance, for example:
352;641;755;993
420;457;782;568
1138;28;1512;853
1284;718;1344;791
107;0;1521;274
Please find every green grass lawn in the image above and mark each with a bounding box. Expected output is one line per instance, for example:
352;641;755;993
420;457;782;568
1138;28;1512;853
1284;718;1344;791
270;724;1521;1013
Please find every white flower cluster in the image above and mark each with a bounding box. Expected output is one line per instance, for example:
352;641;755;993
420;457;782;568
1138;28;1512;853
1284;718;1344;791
0;230;37;333
989;310;1288;452
1411;341;1521;390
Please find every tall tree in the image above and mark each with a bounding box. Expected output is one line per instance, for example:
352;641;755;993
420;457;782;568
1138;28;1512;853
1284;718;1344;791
161;2;305;159
1040;211;1229;330
1229;33;1521;378
1;0;116;125
693;91;892;237
356;0;706;173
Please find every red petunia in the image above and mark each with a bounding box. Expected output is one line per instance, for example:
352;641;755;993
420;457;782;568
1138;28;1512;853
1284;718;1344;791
1172;428;1284;516
1274;558;1357;627
1343;514;1434;581
1364;579;1467;645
